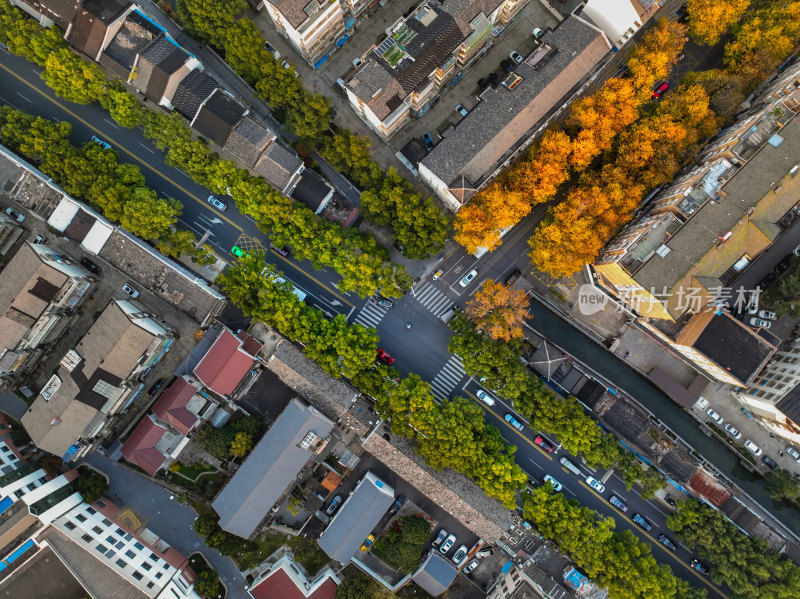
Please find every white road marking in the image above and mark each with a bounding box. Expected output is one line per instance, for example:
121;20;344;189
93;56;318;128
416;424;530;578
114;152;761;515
103;118;120;129
15;92;31;103
138;142;155;153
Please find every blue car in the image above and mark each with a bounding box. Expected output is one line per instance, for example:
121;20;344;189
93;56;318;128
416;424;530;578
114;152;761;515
91;135;111;150
504;413;524;431
422;132;434;151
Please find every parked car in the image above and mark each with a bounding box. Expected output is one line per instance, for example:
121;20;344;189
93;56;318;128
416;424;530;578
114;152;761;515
360;534;375;551
532;27;544;38
746;292;760;314
121;282;140;299
794;243;800;257
505;269;521;285
452;545;468;565
744;439;763;456
148;378;166;396
207;194;227;211
664;494;677;507
758;310;777;320
652;81;669;98
509;50;523;64
658;534;677;551
353;57;363;68
4;207;24;223
370;296;394;308
377;348;395;365
586;476;605;493
422;132;435;151
534;435;555;453
439;534;456;554
505;413;524;431
459;269;478;287
433;529;448;547
608;495;628;513
388;496;405;515
336;77;346;90
632;513;653;532
787;446;800;461
476;546;494;558
762;455;778;469
749;317;772;329
691;559;710;575
263;40;280;59
80;257;101;274
91;135;111;150
463;559;479;574
476;388;496;406
269;241;290;257
544;474;562;492
723;423;742;439
705;408;723;425
326;495;343;515
455;104;468;117
32;234;46;244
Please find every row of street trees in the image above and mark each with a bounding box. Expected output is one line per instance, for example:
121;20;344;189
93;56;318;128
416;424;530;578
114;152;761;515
218;255;527;507
176;0;451;260
0;2;412;297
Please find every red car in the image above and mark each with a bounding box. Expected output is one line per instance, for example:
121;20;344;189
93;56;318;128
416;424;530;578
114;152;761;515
653;81;669;99
377;348;395;365
534;435;554;453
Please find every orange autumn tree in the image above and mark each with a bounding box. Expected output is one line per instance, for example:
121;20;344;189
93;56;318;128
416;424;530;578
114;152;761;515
626;18;687;97
465;279;529;341
687;0;750;46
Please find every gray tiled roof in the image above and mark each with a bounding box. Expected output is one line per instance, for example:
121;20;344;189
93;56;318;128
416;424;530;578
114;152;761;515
25;0;80;30
100;11;163;77
172;69;217;121
254;142;303;191
412;553;458;596
318;471;394;563
421;15;610;191
135;37;191;102
191;89;246;147
212;398;334;538
290;170;331;212
224;117;274;168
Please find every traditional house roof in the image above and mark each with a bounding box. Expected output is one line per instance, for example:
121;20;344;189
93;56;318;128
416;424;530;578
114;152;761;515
191;89;247;147
171;69;217;121
193;328;261;397
133;36;192;103
224;117;275;168
254;142;304;192
151;377;200;436
119;415;170;476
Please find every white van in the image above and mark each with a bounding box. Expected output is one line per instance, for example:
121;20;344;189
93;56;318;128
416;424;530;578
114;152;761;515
476;389;495;406
560;457;581;475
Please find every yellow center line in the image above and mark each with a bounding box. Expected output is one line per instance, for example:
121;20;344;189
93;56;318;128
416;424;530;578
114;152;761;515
0;61;354;306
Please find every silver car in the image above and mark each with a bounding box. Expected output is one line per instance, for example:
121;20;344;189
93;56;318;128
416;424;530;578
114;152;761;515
451;544;468;565
586;476;605;493
705;408;723;425
459;269;478;287
207;194;227;211
439;534;456;554
463;558;479;574
723;423;742;439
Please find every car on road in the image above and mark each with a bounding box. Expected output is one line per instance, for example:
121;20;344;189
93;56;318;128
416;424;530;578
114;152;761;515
463;559;479;574
505;413;524;431
476;546;494;558
658;534;677;551
744;439;763;456
433;529;448;547
544;474;562;492
121;282;140;299
705;408;723;425
586;476;605;493
207;194;227;211
269;241;290;257
691;559;710;575
422;132;435;151
534;435;555;453
4;207;24;223
360;534;375;551
632;513;653;532
32;234;46;244
91;135;111;149
370;296;394;308
377;348;395;365
505;269;521;286
758;309;777;320
326;495;342;515
749;317;771;329
608;495;628;513
787;446;800;461
509;50;523;64
762;455;778;469
80;257;101;274
230;245;248;258
388;496;405;516
452;545;468;565
455;104;468;117
653;81;669;98
476;389;496;406
723;423;742;439
459;269;478;287
440;534;456;554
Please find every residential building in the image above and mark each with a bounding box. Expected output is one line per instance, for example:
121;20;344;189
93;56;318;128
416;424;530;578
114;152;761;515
345;0;534;142
256;0;347;66
224;116;277;169
317;471;394;564
247;551;339;599
0;242;94;381
9;0;80;34
418;15;611;211
290;170;334;214
68;0;135;62
580;0;644;49
171;68;218;122
0;212;25;256
193;327;262;398
254;141;306;195
21;299;175;459
98;8;163;80
130;35;199;108
486;560;572;599
212;398;334;538
190;88;248;147
412;552;458;596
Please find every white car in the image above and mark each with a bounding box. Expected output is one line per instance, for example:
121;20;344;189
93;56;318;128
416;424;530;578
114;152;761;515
439;534;456;555
705;408;723;425
532;27;544;38
749;317;771;329
744;439;763;456
455;104;468;117
586;476;605;493
544;474;562;492
451;545;468;565
121;283;140;299
463;559;479;574
723;423;742;440
4;207;24;223
207;195;227;211
787;446;800;462
509;50;523;64
459;269;478;287
757;310;777;320
476;389;495;406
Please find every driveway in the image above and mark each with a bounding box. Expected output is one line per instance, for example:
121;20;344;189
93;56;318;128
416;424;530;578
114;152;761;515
81;454;249;599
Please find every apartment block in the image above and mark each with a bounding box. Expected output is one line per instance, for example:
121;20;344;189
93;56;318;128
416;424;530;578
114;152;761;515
0;243;94;382
21;299;175;459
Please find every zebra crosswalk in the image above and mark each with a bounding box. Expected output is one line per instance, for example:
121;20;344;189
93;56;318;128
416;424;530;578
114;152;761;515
353;301;390;328
430;355;467;401
411;282;453;318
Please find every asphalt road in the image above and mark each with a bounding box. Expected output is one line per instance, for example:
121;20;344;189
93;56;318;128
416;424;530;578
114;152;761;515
0;48;355;320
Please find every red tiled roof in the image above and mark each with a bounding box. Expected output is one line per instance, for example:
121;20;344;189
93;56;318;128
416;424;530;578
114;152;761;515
120;416;169;476
194;328;257;396
249;568;337;599
152;377;199;436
